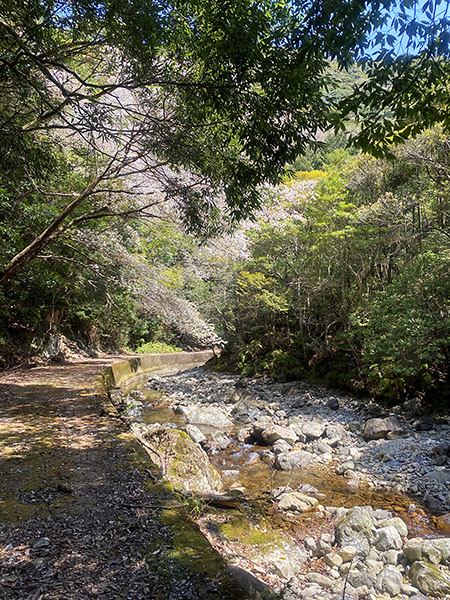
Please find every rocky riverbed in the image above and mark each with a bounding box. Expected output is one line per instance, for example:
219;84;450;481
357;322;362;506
109;366;450;600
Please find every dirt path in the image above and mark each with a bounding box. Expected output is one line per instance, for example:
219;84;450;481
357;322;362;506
0;357;245;600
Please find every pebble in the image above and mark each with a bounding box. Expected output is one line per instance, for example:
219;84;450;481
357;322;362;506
137;366;450;599
144;367;450;514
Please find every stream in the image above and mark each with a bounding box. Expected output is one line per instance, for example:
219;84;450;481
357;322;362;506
112;363;450;600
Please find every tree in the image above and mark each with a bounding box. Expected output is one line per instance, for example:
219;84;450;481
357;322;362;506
2;0;449;285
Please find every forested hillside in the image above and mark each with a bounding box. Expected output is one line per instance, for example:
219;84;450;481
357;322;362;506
1;0;449;405
198;130;450;405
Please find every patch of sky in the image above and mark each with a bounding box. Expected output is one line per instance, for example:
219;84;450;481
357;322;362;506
365;0;450;59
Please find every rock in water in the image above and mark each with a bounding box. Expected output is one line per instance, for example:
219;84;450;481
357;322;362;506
274;449;313;471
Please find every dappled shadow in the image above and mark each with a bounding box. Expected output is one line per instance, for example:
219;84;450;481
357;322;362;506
0;359;250;599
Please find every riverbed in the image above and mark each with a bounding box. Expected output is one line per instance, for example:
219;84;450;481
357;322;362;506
113;363;450;599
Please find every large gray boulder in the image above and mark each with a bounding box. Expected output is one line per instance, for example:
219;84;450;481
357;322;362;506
375;566;403;596
410;561;450;597
277;491;318;513
362;416;402;440
274;449;313;471
404;538;450;566
374;525;403;551
178;405;233;430
302;421;325;440
250;416;274;442
335;507;375;558
260;424;297;446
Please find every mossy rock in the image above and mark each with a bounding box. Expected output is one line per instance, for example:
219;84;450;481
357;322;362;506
410;560;450;597
132;423;223;494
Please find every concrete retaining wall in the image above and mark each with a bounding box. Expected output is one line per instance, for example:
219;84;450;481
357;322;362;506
102;350;214;390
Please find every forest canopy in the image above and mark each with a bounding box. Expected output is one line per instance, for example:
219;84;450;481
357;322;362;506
1;0;450;383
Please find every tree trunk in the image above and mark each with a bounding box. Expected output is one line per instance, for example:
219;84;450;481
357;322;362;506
0;177;102;284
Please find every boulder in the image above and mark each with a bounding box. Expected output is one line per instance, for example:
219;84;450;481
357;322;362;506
325;423;346;446
375;566;403;596
374;526;403;551
178;405;233;430
335;507;375;558
184;424;206;445
274;449;313;471
260;424;297;446
327;397;340;410
272;439;291;455
302;421;325;440
347;567;378;589
404;538;443;566
362;416;402;440
131;423;223;494
305;572;334;588
375;516;408;539
250;416;274;442
338;545;358;563
410;561;450;597
277;492;318;513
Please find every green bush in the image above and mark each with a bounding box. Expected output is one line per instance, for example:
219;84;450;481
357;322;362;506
135;341;183;354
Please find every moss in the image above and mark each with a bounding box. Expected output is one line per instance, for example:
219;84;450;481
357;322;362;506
161;508;227;577
219;514;280;546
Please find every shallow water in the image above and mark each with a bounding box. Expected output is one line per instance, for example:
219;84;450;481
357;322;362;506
120;371;445;540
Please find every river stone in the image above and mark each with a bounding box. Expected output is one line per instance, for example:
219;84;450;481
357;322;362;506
362;416;402;440
375;566;403;596
376;516;408;538
260;424;297;445
277;491;318;513
274;449;313;471
313;539;332;557
323;553;343;568
432;538;450;565
335;507;375;558
374;526;403;551
131;423;223;494
184;424;206;444
251;416;274;441
347;567;378;589
404;538;442;566
410;561;450;597
338;545;359;562
178;405;233;429
302;421;325;440
305;572;334;588
311;441;333;455
272;439;292;455
382;549;402;565
325;423;346;445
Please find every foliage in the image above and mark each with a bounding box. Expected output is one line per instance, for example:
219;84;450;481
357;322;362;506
212;129;450;404
1;0;450;371
135;341;182;354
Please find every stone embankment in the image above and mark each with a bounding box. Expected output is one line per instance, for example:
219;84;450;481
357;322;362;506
110;366;450;600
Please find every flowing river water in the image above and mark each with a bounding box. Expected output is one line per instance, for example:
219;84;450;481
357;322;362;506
117;361;450;599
